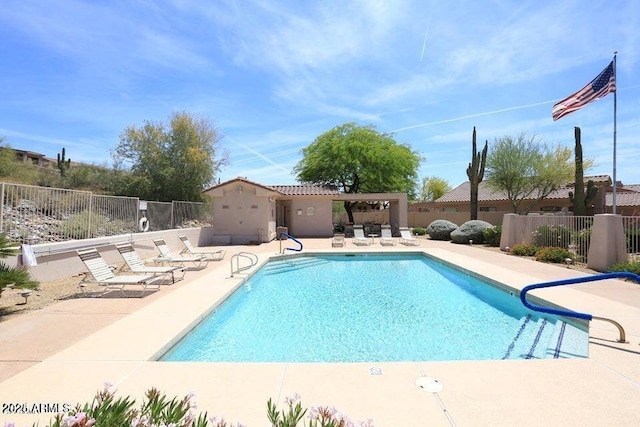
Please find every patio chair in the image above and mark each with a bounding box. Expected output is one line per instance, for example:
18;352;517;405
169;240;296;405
76;248;162;297
152;239;210;270
399;227;420;246
379;225;397;246
352;225;373;246
178;235;226;261
331;233;346;247
115;243;186;284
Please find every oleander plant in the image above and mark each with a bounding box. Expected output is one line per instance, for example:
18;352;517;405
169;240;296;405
30;384;373;427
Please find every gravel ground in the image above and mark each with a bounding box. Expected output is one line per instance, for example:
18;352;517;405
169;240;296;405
0;273;89;321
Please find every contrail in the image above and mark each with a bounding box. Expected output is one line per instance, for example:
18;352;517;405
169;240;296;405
227;136;291;173
420;7;432;63
391;99;557;133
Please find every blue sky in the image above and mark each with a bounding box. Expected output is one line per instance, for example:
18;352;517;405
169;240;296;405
1;0;639;189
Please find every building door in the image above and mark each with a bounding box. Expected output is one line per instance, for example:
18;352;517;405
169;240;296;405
283;205;291;229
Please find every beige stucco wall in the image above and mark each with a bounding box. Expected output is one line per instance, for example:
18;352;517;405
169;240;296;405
286;196;333;238
206;183;276;244
9;228;214;282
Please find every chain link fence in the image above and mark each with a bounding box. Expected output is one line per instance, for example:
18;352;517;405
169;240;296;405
0;182;213;244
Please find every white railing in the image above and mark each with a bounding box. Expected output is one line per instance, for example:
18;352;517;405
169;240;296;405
1;182;213;244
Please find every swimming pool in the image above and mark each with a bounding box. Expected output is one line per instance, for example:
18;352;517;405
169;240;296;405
161;253;588;362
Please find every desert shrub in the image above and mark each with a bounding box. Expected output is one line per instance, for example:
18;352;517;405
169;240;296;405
450;220;492;244
573;228;592;261
510;243;538;257
426;220;457;241
608;261;640;275
412;226;427;235
483;225;502;247
59;211;110;239
532;225;571;249
626;227;640;253
535;247;574;263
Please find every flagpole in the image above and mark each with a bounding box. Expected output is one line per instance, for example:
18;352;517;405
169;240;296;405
613;52;617;214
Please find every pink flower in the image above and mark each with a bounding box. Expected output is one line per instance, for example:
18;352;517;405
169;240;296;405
285;392;301;407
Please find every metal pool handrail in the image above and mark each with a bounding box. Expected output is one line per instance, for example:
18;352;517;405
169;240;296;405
279;232;303;253
230;252;258;277
520;272;640;343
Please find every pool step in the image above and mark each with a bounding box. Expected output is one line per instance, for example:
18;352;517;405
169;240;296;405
503;316;589;360
260;257;331;275
503;316;553;360
543;320;589;359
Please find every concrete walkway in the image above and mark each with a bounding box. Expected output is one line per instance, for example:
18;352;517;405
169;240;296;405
0;238;639;426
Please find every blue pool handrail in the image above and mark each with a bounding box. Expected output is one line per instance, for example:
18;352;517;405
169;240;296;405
520;272;640;343
279;232;303;253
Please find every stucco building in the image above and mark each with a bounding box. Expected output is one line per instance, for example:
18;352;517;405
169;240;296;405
204;177;408;244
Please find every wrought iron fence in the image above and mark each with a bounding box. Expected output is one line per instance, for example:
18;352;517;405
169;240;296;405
504;214;593;265
622;216;640;262
0;182;213;244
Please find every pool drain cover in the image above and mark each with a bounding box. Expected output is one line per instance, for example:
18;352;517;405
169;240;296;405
369;367;383;375
415;376;443;392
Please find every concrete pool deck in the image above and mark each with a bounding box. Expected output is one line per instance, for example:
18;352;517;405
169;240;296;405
1;238;639;426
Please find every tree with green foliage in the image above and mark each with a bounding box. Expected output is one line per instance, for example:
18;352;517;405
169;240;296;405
294;123;421;223
111;112;227;202
466;127;488;220
0;138;41;184
485;133;575;214
419;176;451;202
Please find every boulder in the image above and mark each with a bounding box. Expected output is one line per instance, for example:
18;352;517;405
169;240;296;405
426;220;458;241
450;220;493;244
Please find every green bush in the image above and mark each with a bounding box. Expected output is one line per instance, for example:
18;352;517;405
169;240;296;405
59;211;110;239
608;261;640;275
535;247;574;264
626;227;640;253
0;233;39;294
533;225;571;249
483;225;502;247
412;226;427;235
509;243;538;257
573;228;592;262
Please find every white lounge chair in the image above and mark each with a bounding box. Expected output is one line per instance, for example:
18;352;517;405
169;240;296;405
115;243;186;283
399;227;420;246
352;225;373;246
178;235;226;261
76;248;162;297
332;233;346;247
153;239;209;270
380;225;397;246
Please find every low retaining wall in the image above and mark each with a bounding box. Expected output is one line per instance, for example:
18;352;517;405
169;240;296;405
7;227;215;282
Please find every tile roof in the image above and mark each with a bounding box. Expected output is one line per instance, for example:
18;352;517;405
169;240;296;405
437;176;640;208
269;184;339;196
435;176;614;204
606;186;640;207
205;177;339;196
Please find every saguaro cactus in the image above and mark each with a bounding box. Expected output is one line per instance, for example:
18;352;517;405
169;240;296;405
57;147;71;178
466;127;488;220
568;127;597;215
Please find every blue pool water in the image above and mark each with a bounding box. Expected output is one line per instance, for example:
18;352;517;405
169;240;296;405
161;253;588;362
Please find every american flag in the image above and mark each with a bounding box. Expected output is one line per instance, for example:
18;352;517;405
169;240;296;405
552;61;616;121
